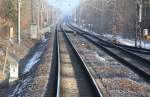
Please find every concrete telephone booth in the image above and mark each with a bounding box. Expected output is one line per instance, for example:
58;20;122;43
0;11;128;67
9;27;14;38
8;55;19;84
9;64;18;83
144;29;149;39
30;24;38;39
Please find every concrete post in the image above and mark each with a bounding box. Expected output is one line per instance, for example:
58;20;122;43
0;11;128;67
18;0;21;45
3;47;8;74
37;0;41;34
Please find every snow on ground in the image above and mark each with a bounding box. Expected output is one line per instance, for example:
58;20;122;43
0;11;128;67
22;39;48;74
95;53;106;62
72;23;150;49
145;43;150;49
22;52;42;74
8;38;48;97
118;38;135;46
103;34;114;39
67;33;150;97
103;34;150;49
8;77;32;97
72;24;101;36
103;34;136;46
22;39;47;74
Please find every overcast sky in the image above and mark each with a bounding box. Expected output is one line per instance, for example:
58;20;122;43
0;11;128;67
48;0;81;14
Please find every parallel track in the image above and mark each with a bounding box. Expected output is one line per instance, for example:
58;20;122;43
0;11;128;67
68;24;150;81
45;26;103;97
68;24;150;61
68;24;150;54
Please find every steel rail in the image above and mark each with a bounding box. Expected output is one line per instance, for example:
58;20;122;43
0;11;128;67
56;26;61;97
68;24;150;64
60;25;103;97
68;24;150;81
45;26;61;97
68;24;150;54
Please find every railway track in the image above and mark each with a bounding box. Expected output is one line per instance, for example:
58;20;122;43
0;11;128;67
68;24;150;81
65;30;150;97
68;24;150;61
68;24;150;54
117;44;150;54
45;26;103;97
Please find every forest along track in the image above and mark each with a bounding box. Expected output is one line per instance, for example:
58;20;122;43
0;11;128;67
56;27;102;97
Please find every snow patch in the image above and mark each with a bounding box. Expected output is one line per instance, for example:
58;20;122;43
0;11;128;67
8;77;32;97
72;24;150;49
42;38;48;43
95;53;106;62
118;38;135;46
103;34;114;39
144;43;150;49
22;51;42;74
103;34;150;49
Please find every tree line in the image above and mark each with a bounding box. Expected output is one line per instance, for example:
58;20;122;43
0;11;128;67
0;0;17;28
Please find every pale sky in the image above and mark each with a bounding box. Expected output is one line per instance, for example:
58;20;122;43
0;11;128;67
48;0;81;14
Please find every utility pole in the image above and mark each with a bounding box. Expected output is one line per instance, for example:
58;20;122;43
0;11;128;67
3;48;8;74
40;1;43;28
18;0;21;45
37;0;41;34
31;0;34;24
112;0;118;42
75;8;77;24
136;0;143;47
46;7;49;25
139;4;143;47
78;5;82;24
